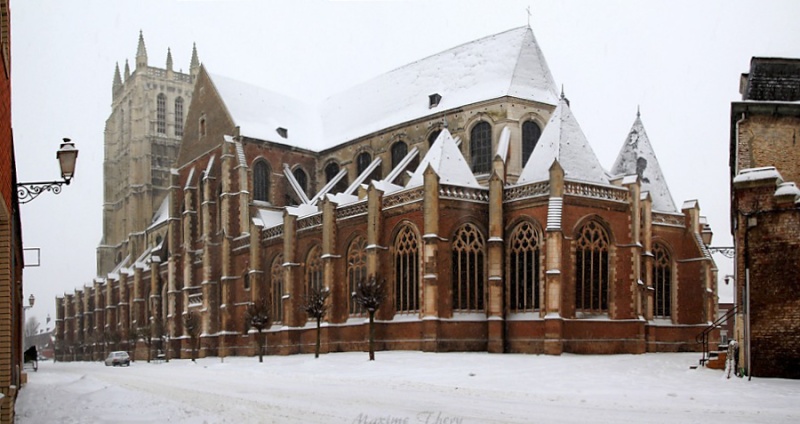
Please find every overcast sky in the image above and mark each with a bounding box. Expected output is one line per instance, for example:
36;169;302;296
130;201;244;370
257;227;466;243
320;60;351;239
11;0;800;326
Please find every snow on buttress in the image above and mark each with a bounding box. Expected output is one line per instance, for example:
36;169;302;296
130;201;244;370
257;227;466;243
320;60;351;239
406;129;480;189
610;111;677;212
517;96;608;185
207;26;558;152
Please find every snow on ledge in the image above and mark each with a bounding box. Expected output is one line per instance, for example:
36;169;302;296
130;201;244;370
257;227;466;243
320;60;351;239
733;166;783;184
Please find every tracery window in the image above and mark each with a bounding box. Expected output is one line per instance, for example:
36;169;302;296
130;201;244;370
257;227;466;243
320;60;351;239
305;245;323;295
175;97;184;137
347;236;368;316
507;221;541;312
156;93;167;135
575;220;610;314
653;243;672;318
470;121;492;174
270;254;284;324
522;120;541;166
356;152;372;176
391;141;408;169
394;225;420;313
253;160;270;202
452;224;486;312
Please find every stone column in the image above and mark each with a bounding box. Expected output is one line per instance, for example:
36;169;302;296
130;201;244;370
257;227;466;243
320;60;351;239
282;211;300;353
321;198;338;321
487;169;505;353
544;161;565;355
119;270;130;343
422;166;440;352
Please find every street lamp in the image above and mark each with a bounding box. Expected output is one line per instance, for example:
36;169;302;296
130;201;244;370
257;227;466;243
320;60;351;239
27;294;35;309
17;138;79;204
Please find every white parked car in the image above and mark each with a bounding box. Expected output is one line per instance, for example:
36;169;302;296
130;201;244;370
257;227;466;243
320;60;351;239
104;351;131;367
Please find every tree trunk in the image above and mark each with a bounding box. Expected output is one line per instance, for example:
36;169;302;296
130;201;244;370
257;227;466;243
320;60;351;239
369;311;376;361
315;316;321;358
258;331;264;363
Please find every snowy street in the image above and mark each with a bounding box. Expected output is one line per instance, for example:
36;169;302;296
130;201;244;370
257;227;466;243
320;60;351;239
15;352;800;423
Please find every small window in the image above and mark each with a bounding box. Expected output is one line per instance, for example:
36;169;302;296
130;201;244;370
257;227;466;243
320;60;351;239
199;116;207;137
429;93;442;108
243;272;251;290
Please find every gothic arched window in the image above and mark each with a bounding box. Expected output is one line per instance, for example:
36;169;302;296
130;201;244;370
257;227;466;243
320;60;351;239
391;141;408;170
575;221;610;314
394;225;420;313
507;221;541;312
293;167;308;195
325;162;340;183
253;160;270;202
522;120;541;166
428;129;442;147
470;121;492;174
653;243;672;318
270;254;284;324
305;245;323;295
175;97;184;137
356;152;372;176
347;236;368;316
156;93;167;135
452;224;486;312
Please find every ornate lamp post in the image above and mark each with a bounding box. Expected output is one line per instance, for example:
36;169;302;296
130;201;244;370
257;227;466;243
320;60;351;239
17;138;79;204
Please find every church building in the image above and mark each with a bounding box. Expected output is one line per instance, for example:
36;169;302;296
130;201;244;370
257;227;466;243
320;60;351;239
56;26;718;359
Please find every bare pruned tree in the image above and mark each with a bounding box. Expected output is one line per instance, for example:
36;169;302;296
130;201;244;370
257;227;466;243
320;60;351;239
183;311;201;362
353;276;387;361
136;324;153;363
24;316;41;340
301;287;330;358
244;298;272;363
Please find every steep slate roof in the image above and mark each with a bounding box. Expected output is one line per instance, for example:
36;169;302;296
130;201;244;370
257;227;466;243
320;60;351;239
610;112;677;212
517;97;608;185
406;129;481;189
207;26;558;152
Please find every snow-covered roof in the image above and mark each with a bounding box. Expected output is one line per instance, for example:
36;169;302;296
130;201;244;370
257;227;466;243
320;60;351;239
321;26;558;147
208;73;323;150
517;97;608;185
733;166;783;184
147;196;170;231
610;112;677;212
406;129;481;189
207;26;558;152
775;181;800;198
253;208;284;229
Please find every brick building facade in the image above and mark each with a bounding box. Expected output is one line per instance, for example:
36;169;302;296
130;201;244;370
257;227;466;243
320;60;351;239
730;57;800;379
56;27;718;361
0;1;28;422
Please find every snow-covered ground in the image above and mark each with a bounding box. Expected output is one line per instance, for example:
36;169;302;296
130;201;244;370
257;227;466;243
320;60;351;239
15;352;800;423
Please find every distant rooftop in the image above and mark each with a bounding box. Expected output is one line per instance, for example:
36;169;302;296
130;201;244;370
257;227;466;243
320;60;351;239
740;57;800;101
